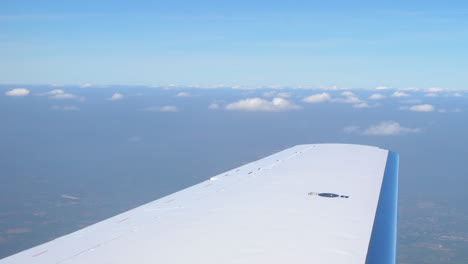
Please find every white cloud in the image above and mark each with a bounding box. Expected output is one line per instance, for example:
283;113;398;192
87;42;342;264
399;87;421;91
317;85;349;91
50;83;65;87
369;94;385;100
424;93;438;97
206;84;227;89
176;92;191;97
80;83;92;88
302;93;331;103
353;103;371;108
303;91;364;105
35;89;65;96
47;89;64;95
409;104;435;112
5;88;30;96
144;106;179;112
108;93;124;101
50;93;84;101
225;97;301;112
341;96;361;103
453;93;462;97
363;121;420;135
333;92;361;103
51;105;79;111
392;91;410;97
426;87;445;93
439;108;464;113
344;121;420;135
208;103;220;110
263;91;291;98
375;86;391;90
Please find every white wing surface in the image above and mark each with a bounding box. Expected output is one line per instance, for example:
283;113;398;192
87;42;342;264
0;144;398;264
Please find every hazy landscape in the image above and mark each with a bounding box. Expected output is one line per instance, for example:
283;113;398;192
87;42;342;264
1;85;467;263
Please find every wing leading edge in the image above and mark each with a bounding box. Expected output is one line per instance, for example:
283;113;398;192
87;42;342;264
0;144;398;264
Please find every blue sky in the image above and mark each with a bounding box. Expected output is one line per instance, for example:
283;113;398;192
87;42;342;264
2;0;468;87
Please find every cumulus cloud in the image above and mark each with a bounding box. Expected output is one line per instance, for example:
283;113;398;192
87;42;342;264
176;92;191;97
35;89;64;96
108;93;124;101
409;104;435;112
333;91;362;104
41;90;85;101
80;83;92;88
302;93;331;103
303;91;368;106
208;103;220;110
424;93;438;97
225;97;301;112
369;94;385;100
392;91;410;97
345;121;420;136
5;88;30;96
144;106;179;112
51;105;79;111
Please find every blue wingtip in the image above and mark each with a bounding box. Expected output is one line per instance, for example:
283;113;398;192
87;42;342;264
365;151;399;264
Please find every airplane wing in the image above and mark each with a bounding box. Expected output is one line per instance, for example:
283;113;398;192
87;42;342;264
0;144;398;264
